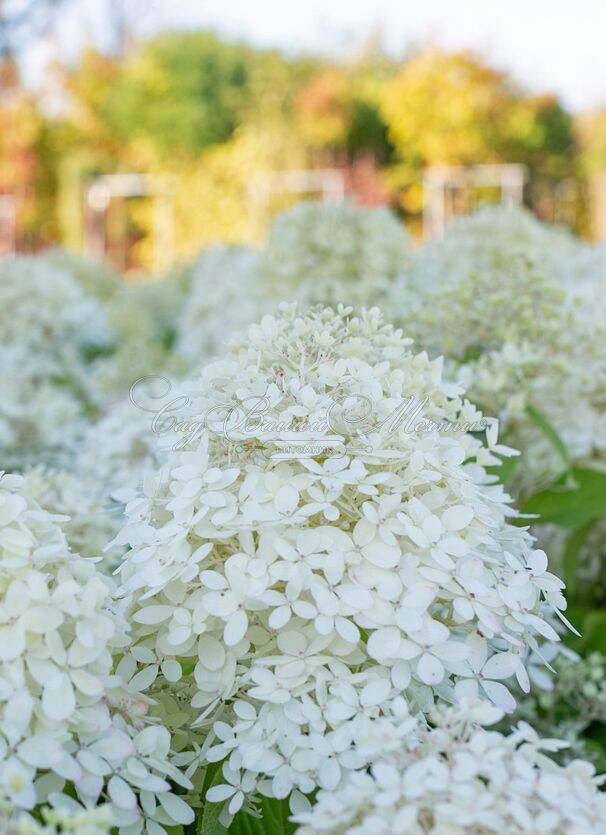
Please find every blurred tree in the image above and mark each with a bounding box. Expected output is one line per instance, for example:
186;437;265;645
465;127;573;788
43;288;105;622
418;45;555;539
99;32;258;157
0;0;63;55
576;108;606;238
0;56;58;246
382;49;517;168
293;40;395;165
381;48;577;225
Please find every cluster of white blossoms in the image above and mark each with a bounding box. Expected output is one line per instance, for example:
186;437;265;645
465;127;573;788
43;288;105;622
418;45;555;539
389;206;606;494
113;304;572;821
20;466;120;561
1;792;112;835
403;205;581;291
40;249;121;303
293;700;606;835
17;393;163;568
176;245;272;365
175;205;412;368
263;200;411;308
0;473;194;832
77;397;161;496
516;649;606;767
0;257;114;468
94;278;187;396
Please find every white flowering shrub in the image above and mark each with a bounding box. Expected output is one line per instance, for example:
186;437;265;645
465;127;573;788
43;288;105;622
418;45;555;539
40;249;121;303
0;257;112;467
94;278;187;397
293;700;606;834
263;200;411;307
0;257;113;469
389;206;606;494
4;203;606;832
0;473;194;832
406;205;582;290
20;466;120;561
113;304;572;821
77;397;161;495
0;792;113;834
176;245;271;365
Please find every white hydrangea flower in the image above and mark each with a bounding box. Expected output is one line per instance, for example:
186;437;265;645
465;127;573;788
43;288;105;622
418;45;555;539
16;390;166;571
94;277;187;397
20;466;120;560
1;792;113;834
263;200;411;307
0;361;84;471
40;249;121;303
293;700;606;835
389;205;606;494
549;238;606;321
0;473;193;833
0;256;113;468
115;304;571;818
77;397;161;496
406;205;581;291
176;245;272;365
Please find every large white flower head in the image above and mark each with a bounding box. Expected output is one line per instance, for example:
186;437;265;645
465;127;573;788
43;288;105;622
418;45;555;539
115;304;570;817
39;249;121;303
389;207;606;494
263;200;411;307
20;466;120;561
0;473;193;833
94;277;187;397
1;792;113;834
0;257;113;468
176;245;271;366
548;238;606;320
407;205;581;291
293;700;606;835
516;649;606;768
77;396;161;496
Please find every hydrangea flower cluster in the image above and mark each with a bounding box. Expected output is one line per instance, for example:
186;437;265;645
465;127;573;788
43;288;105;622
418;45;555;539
40;249;121;303
293;700;606;835
114;304;571;820
94;278;187;396
0;257;113;468
389;206;606;494
176;245;271;365
77;397;161;496
516;650;606;769
406;205;582;290
263;200;411;307
0;473;194;832
15;391;164;570
0;792;112;835
20;466;120;561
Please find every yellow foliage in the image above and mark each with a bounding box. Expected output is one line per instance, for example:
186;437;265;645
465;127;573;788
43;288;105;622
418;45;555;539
381;48;519;167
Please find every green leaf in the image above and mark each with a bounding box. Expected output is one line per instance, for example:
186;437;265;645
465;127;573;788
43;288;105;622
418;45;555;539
525;404;571;473
561;521;595;600
522;468;606;528
485;452;517;486
197;803;226;835
198;763;228;835
564;607;606;653
230;798;296;835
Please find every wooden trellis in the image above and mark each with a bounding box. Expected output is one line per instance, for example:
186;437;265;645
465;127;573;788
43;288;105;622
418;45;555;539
423;164;527;239
85;173;174;272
